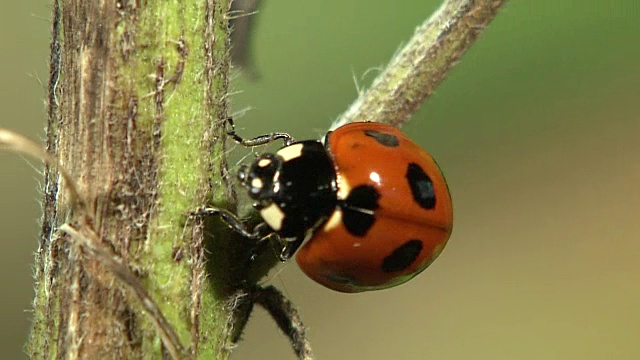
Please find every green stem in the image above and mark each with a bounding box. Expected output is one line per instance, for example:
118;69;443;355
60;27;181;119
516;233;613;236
28;1;234;359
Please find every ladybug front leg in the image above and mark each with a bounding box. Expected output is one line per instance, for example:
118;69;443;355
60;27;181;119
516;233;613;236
192;207;269;240
193;206;303;262
279;235;305;262
225;117;296;147
191;207;286;264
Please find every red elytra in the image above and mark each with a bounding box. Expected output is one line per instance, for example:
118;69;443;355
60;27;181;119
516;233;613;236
295;122;453;292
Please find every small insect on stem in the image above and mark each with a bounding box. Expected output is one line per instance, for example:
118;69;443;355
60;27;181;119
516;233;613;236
218;121;454;293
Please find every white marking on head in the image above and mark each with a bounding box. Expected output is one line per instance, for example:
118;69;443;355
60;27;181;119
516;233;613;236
323;209;343;232
257;158;272;168
251;178;264;189
276;143;304;162
260;203;285;231
336;174;351;200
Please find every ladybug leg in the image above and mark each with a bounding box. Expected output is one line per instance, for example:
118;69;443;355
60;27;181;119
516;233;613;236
192;207;268;240
193;207;286;264
252;285;314;359
279;235;305;261
232;286;314;359
225;117;296;147
246;231;282;262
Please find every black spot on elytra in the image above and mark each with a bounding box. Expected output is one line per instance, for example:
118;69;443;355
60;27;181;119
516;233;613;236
341;185;380;237
342;210;375;237
406;163;436;209
345;185;379;210
381;240;423;273
364;130;399;147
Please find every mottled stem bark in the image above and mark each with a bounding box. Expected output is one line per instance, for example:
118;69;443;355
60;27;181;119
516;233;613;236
28;1;239;359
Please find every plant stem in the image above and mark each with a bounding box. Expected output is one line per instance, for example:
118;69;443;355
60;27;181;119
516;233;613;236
332;0;507;130
28;1;234;359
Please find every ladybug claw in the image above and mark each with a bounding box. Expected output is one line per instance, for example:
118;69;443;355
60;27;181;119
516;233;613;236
278;249;291;262
278;236;304;262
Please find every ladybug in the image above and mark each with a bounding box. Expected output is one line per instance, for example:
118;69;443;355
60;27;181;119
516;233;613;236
219;121;453;293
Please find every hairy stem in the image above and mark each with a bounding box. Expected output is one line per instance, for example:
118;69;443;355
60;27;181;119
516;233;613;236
332;0;507;130
28;1;236;359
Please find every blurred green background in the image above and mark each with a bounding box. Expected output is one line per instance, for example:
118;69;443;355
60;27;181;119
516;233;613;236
1;1;638;359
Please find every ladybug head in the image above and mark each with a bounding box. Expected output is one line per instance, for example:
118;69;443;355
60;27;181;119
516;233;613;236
237;153;282;207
